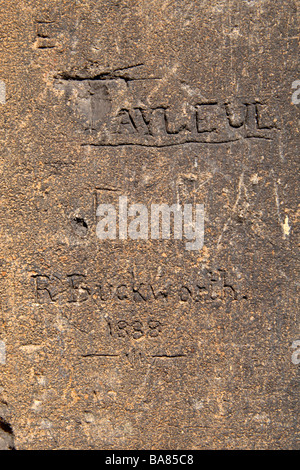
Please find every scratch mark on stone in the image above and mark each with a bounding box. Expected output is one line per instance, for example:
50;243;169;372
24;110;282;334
273;173;290;239
217;172;244;249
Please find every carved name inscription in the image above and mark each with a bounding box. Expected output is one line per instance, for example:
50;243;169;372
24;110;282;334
54;67;279;147
32;268;247;304
107;101;278;144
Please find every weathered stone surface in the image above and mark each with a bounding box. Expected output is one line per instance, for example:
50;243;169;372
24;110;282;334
0;0;299;449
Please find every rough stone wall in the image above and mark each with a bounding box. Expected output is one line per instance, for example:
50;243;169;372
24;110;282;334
0;0;299;449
